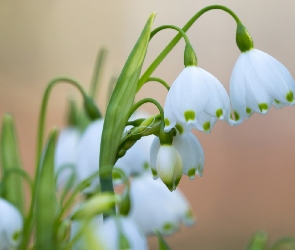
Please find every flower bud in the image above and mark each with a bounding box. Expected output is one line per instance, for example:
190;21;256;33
156;145;182;191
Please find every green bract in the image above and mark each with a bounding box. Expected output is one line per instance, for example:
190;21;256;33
99;12;156;193
236;22;254;52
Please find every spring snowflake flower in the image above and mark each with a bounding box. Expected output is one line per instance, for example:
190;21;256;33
71;216;147;250
164;66;230;133
75;119;104;193
230;48;295;125
128;173;194;235
0;198;23;250
150;130;204;182
54;128;80;188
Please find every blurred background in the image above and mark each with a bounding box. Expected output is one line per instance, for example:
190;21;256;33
1;0;295;249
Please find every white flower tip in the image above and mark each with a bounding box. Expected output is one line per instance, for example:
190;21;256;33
152;175;159;180
258;103;269;115
183;209;195;226
151;169;159;179
184;110;196;123
187;168;196;180
216;109;224;120
196;170;203;177
164;125;173;132
202;121;211;133
164;118;175;132
189;175;195;180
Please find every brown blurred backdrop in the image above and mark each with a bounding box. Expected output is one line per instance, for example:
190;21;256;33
1;1;295;249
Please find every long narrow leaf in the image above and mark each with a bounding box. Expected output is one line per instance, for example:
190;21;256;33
0;114;24;214
35;129;59;250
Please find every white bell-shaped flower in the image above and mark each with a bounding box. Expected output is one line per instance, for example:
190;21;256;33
150;142;182;191
164;66;230;133
75;119;104;193
71;216;147;250
128;173;194;235
116;111;155;178
230;48;295;125
0;198;23;250
54;128;80;188
150;131;204;181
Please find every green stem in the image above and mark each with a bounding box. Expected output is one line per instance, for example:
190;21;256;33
137;5;240;91
127;98;164;123
1;168;33;197
89;48;107;99
36;77;86;167
21;77;87;250
150;24;191;44
144;77;170;91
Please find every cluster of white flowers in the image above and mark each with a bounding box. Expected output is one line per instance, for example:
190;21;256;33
150;47;295;190
164;48;295;130
52;23;295;248
55;111;195;249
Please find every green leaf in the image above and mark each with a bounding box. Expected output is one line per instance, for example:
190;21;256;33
35;129;59;250
155;231;170;250
0;113;24;214
99;12;156;193
271;237;295;250
246;231;268;250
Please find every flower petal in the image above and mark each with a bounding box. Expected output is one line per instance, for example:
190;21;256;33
156;145;182;191
75;119;104;193
173;132;204;180
150;137;160;179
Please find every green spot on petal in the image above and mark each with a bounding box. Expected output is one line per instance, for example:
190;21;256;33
188;168;196;179
13;231;20;241
184;110;195;122
175;124;184;134
162;222;175;232
216;109;223;118
274;99;280;104
246;107;252;114
151;168;157;176
143;162;149;170
258;103;269;112
164;118;170;127
286;91;294;102
185;209;194;219
203;122;211;132
234;111;240;121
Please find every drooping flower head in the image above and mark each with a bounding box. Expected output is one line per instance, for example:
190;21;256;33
128;173;194;235
164;66;230;133
230;49;295;124
71;215;147;250
150;127;204;181
229;22;295;124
